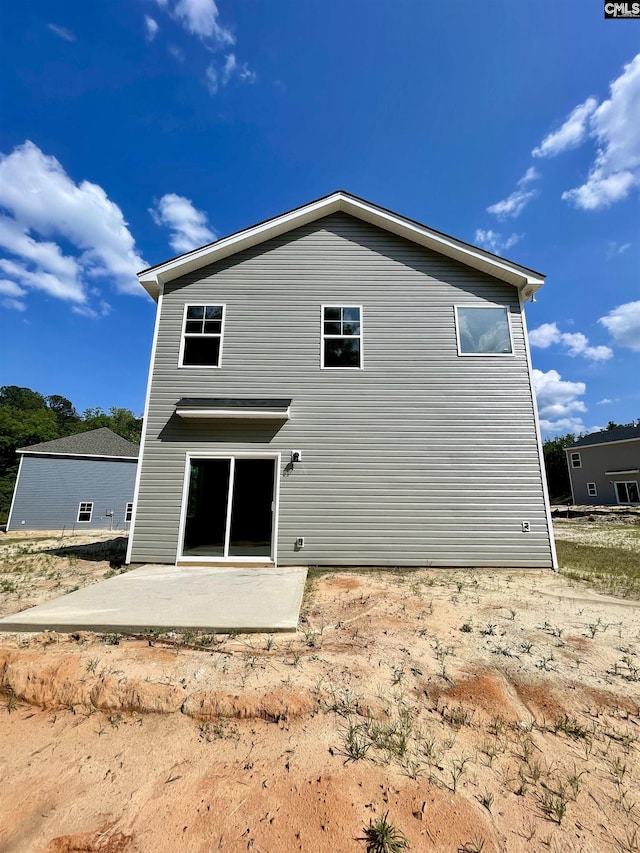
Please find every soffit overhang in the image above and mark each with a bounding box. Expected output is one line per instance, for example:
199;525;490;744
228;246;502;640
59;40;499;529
139;192;546;302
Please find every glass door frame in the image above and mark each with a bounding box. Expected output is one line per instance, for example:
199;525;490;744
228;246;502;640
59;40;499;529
177;452;281;564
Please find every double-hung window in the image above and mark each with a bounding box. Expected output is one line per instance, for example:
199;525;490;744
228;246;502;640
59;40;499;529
77;502;93;523
322;306;362;368
454;306;513;355
570;452;582;469
125;502;133;523
587;483;597;497
180;305;225;367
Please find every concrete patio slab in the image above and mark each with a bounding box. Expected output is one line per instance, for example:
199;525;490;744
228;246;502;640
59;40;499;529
0;564;308;634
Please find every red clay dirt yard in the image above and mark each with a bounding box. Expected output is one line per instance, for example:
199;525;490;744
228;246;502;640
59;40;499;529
0;524;639;853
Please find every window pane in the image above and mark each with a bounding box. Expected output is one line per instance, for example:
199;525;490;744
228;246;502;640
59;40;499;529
183;336;221;366
324;307;341;321
185;320;203;333
616;483;628;502
187;305;204;319
457;307;512;354
205;305;223;320
324;321;341;335
324;338;361;367
342;322;360;336
629;482;639;503
342;307;360;323
204;320;222;334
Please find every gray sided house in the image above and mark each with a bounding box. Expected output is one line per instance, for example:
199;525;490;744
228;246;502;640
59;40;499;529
7;428;139;532
565;425;640;506
128;192;556;569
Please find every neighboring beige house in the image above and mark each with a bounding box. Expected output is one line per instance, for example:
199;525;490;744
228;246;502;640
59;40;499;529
565;425;640;506
127;192;556;569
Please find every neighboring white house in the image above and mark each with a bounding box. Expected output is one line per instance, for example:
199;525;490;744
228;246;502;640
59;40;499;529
7;428;139;531
565;425;640;506
127;192;556;569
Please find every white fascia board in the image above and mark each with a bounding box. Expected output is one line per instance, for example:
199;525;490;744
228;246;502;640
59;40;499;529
605;469;639;477
138;192;545;301
175;407;290;420
20;451;138;461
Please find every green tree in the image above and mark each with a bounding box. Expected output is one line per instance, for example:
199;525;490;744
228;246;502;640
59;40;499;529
542;433;576;502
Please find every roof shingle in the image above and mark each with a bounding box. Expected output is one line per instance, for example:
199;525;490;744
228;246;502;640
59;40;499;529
18;427;139;459
568;424;640;449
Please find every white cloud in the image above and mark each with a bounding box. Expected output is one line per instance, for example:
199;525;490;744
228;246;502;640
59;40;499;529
528;322;561;349
607;241;631;257
529;321;613;361
0;140;146;311
171;0;234;44
47;24;76;43
532;98;598;159
597;398;613;405
533;368;588;435
222;53;255;85
0;278;26;298
168;44;185;62
563;54;640;209
205;64;218;94
599;300;640;351
1;297;27;312
145;16;159;41
150;193;216;253
474;229;522;255
486;168;540;219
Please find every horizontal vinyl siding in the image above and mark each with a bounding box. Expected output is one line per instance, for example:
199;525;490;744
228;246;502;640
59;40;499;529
131;213;552;567
7;456;137;531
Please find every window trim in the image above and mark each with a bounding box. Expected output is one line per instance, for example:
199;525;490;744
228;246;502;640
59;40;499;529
77;502;93;523
614;480;640;505
320;304;364;370
570;452;582;469
125;502;133;523
178;303;226;369
587;482;597;497
454;305;514;357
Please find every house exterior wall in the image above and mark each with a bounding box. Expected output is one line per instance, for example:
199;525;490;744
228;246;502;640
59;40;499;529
7;455;138;531
130;212;553;568
566;439;640;505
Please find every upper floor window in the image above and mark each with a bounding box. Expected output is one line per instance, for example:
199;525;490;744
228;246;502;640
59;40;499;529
125;502;133;523
180;305;225;367
570;452;582;469
455;306;513;356
322;306;362;368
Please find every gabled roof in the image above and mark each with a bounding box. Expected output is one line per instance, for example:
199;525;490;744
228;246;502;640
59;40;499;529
567;424;640;449
18;427;139;459
138;191;546;302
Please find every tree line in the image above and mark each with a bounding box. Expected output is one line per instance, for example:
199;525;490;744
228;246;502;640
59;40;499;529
0;385;142;522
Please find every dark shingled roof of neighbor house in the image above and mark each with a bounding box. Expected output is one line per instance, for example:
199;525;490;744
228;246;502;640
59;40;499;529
18;427;139;459
568;424;640;449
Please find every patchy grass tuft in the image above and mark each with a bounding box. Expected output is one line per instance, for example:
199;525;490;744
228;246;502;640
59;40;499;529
556;540;640;599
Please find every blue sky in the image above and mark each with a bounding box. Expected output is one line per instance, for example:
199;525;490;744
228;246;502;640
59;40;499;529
0;0;638;437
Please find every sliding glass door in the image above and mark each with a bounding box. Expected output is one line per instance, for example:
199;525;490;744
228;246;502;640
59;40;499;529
182;457;276;560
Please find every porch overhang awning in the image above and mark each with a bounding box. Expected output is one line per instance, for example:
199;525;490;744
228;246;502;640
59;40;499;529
175;398;292;420
605;469;639;477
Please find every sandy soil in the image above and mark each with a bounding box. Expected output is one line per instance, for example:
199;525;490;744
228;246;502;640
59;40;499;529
0;525;639;852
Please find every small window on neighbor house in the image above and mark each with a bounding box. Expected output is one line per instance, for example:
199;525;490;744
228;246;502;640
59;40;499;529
180;305;225;367
615;481;640;504
587;483;597;497
455;306;513;355
322;306;362;368
77;502;93;523
570;452;582;469
125;502;133;523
